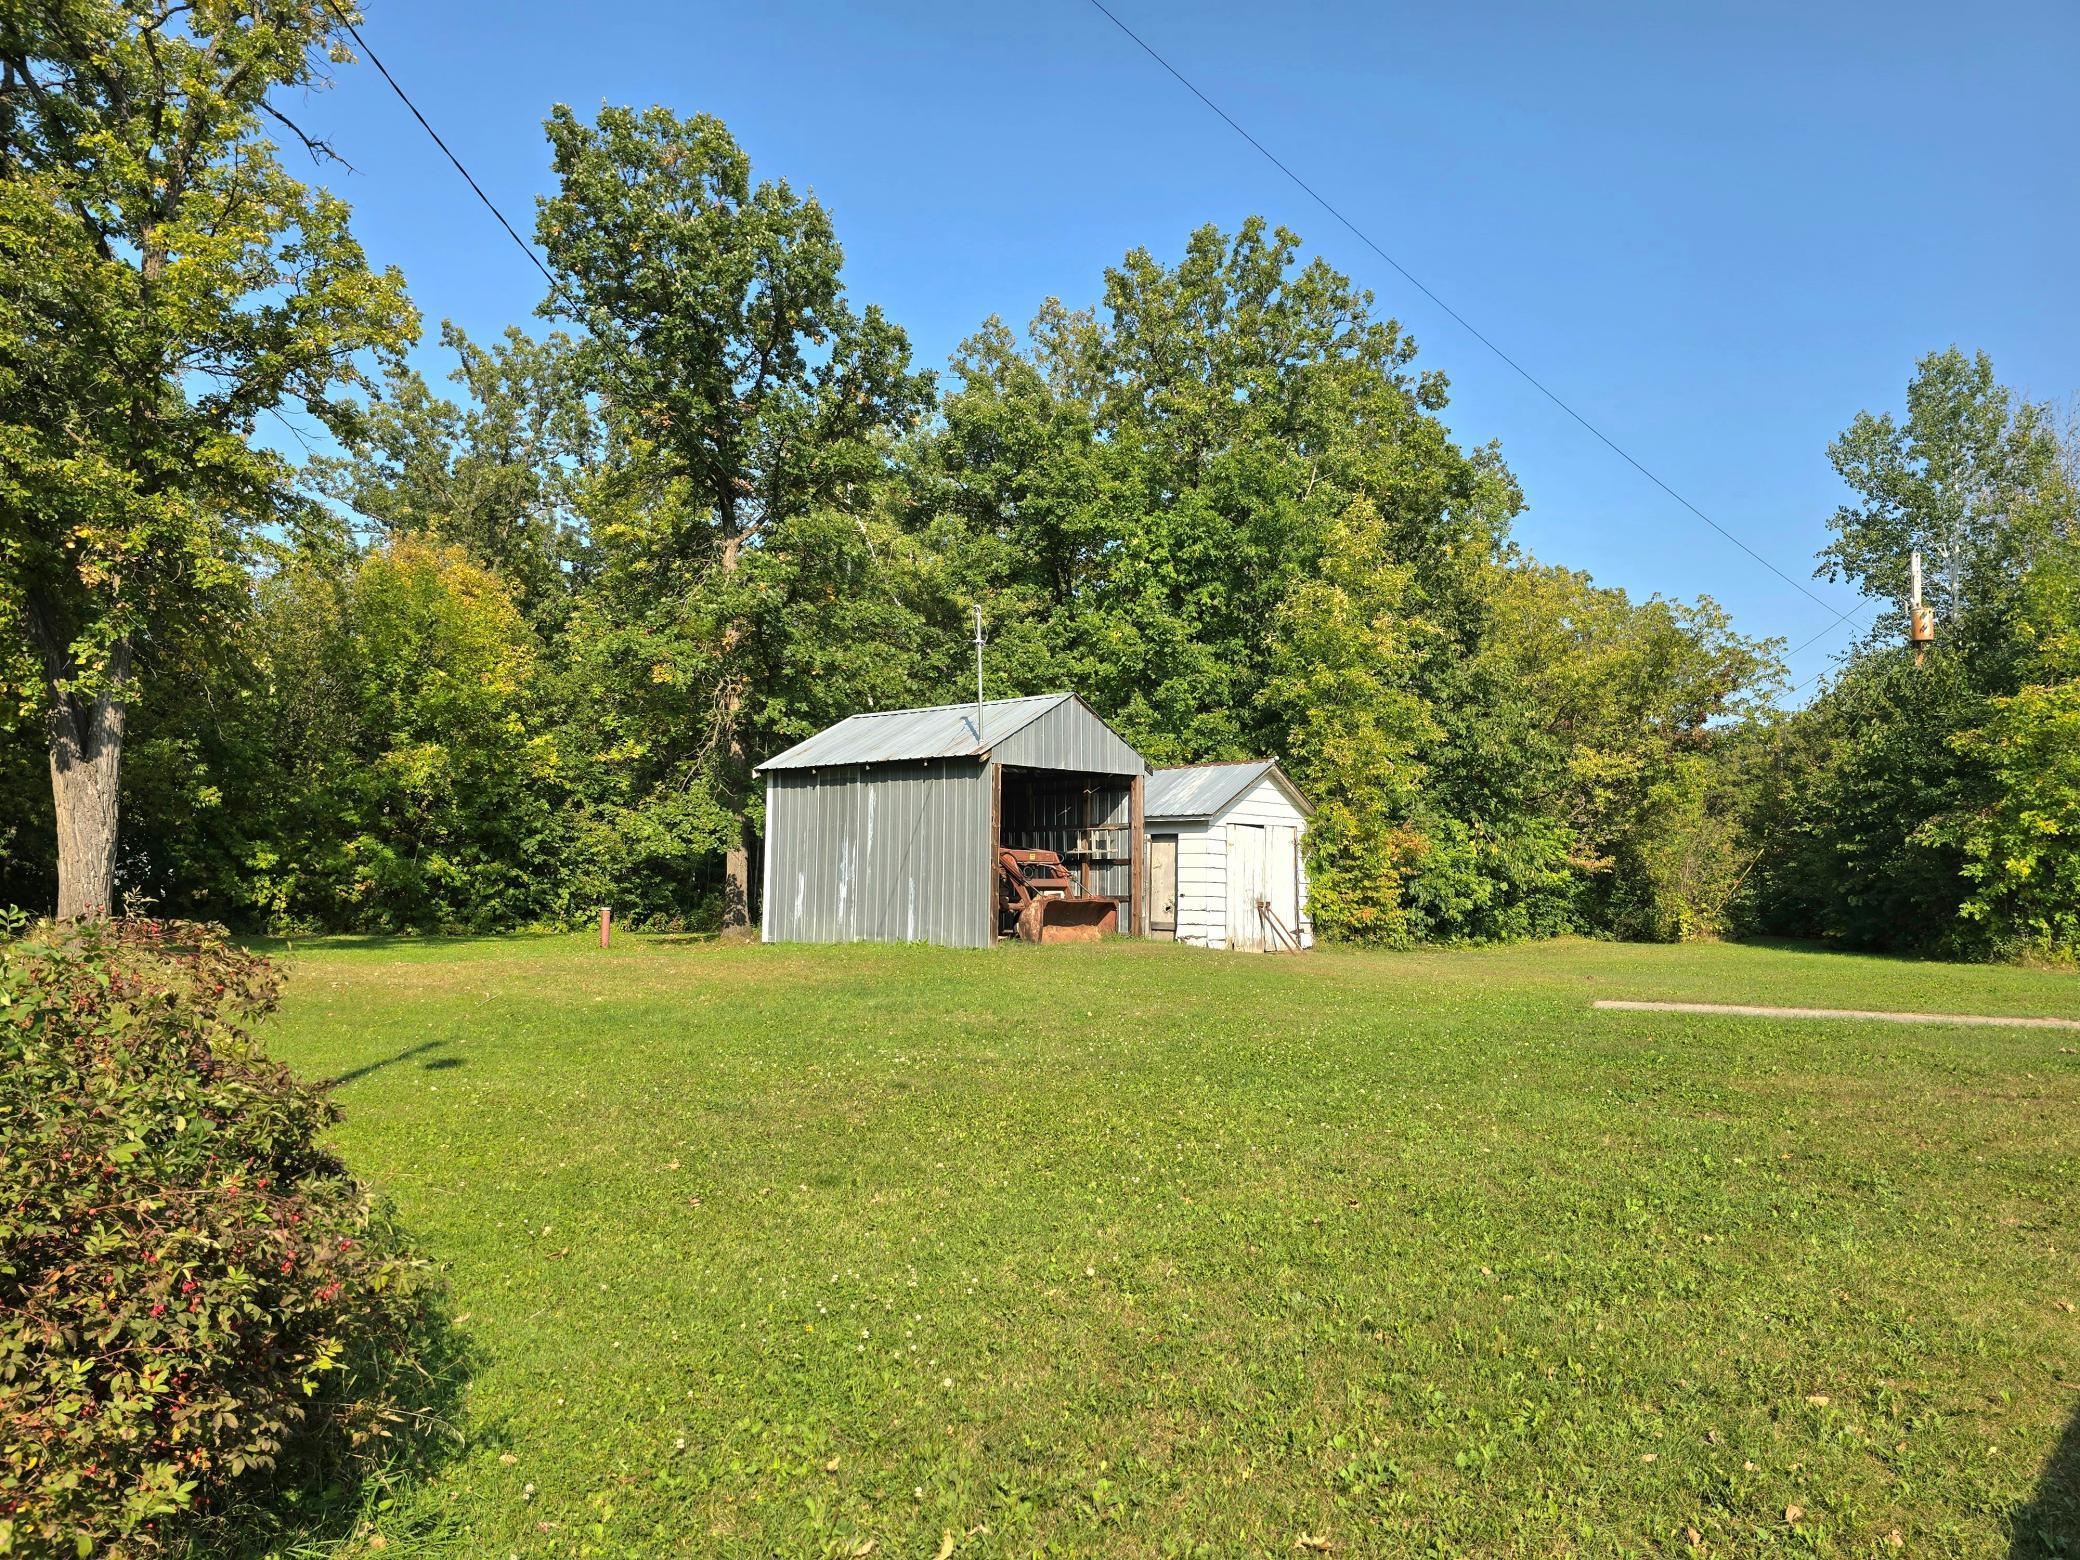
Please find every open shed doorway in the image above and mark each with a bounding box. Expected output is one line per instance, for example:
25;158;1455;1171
995;764;1141;935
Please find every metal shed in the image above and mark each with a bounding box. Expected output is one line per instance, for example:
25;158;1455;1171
757;694;1150;949
1144;760;1314;952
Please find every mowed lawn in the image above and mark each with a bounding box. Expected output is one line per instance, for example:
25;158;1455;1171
261;935;2080;1556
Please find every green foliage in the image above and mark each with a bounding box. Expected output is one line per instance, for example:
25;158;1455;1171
1481;561;1777;940
1750;348;2080;958
1260;501;1433;943
246;539;558;932
1924;554;2080;959
536;103;934;924
1941;676;2080;957
1821;347;2070;634
0;0;417;914
926;220;1508;760
308;326;597;624
0;918;455;1555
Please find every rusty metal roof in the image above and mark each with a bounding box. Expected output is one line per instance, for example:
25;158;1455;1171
1146;760;1312;821
756;694;1072;771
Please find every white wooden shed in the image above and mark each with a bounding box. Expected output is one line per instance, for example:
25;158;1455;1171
1143;761;1314;951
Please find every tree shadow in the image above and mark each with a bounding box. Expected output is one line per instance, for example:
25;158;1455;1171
325;1038;456;1087
1731;934;1968;967
244;932;521;955
2013;1398;2080;1557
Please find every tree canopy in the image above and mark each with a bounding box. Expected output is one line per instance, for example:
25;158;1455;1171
0;0;413;916
4;69;2074;963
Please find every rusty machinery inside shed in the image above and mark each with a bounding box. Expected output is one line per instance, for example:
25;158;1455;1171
993;763;1142;942
757;693;1147;950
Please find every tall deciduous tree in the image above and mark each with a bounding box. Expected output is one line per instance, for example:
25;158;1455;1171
0;0;412;917
928;220;1503;765
1751;348;2080;955
536;104;930;932
311;324;598;623
1823;347;2071;640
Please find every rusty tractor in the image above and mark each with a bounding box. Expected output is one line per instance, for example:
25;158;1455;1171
995;846;1120;943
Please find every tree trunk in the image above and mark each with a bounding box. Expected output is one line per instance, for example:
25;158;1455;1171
716;518;755;939
722;804;753;939
719;703;754;938
48;681;127;921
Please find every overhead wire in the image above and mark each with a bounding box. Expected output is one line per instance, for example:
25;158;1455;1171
1081;0;1859;629
318;0;565;304
326;0;1878;695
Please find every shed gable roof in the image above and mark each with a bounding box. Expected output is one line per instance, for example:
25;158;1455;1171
990;695;1149;776
757;693;1145;775
1145;760;1313;821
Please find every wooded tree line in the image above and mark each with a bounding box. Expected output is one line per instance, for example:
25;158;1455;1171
5;3;2077;957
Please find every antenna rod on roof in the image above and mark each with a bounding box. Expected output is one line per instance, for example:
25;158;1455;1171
972;604;987;742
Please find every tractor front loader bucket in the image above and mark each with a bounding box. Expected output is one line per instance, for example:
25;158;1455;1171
1016;896;1120;944
998;846;1122;943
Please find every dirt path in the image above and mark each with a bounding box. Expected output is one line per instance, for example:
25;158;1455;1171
1594;998;2080;1032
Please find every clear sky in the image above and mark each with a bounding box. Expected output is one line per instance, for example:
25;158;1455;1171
281;0;2079;695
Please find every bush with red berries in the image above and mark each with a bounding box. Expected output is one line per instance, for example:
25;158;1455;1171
0;917;456;1555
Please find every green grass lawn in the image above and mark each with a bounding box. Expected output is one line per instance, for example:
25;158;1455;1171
260;935;2080;1557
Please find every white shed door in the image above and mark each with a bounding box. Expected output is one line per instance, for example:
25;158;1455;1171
1225;824;1266;950
1266;825;1299;951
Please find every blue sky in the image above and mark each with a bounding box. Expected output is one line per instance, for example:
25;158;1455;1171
285;0;2078;694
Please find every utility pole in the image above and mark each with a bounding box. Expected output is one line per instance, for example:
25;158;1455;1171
972;603;987;741
1909;550;1936;667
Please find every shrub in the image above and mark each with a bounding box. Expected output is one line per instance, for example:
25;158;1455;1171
0;918;456;1555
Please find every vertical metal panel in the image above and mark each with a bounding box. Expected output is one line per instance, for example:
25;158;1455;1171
760;759;990;949
990;697;1148;777
760;776;780;943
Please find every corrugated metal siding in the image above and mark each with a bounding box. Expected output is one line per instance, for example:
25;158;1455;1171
992;698;1149;776
758;695;1066;771
762;761;991;948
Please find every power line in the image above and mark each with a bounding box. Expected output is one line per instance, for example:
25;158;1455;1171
1082;0;1850;621
320;0;562;302
1785;661;1842;701
1784;601;1873;660
332;0;1857;653
1783;604;1893;700
1776;596;1890;704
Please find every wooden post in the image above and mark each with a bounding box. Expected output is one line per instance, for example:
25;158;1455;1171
1128;771;1145;937
599;905;611;949
988;761;1003;944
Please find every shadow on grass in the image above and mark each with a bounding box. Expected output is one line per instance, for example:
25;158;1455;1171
324;1038;456;1087
2014;1399;2080;1558
1730;934;1971;967
243;931;567;957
